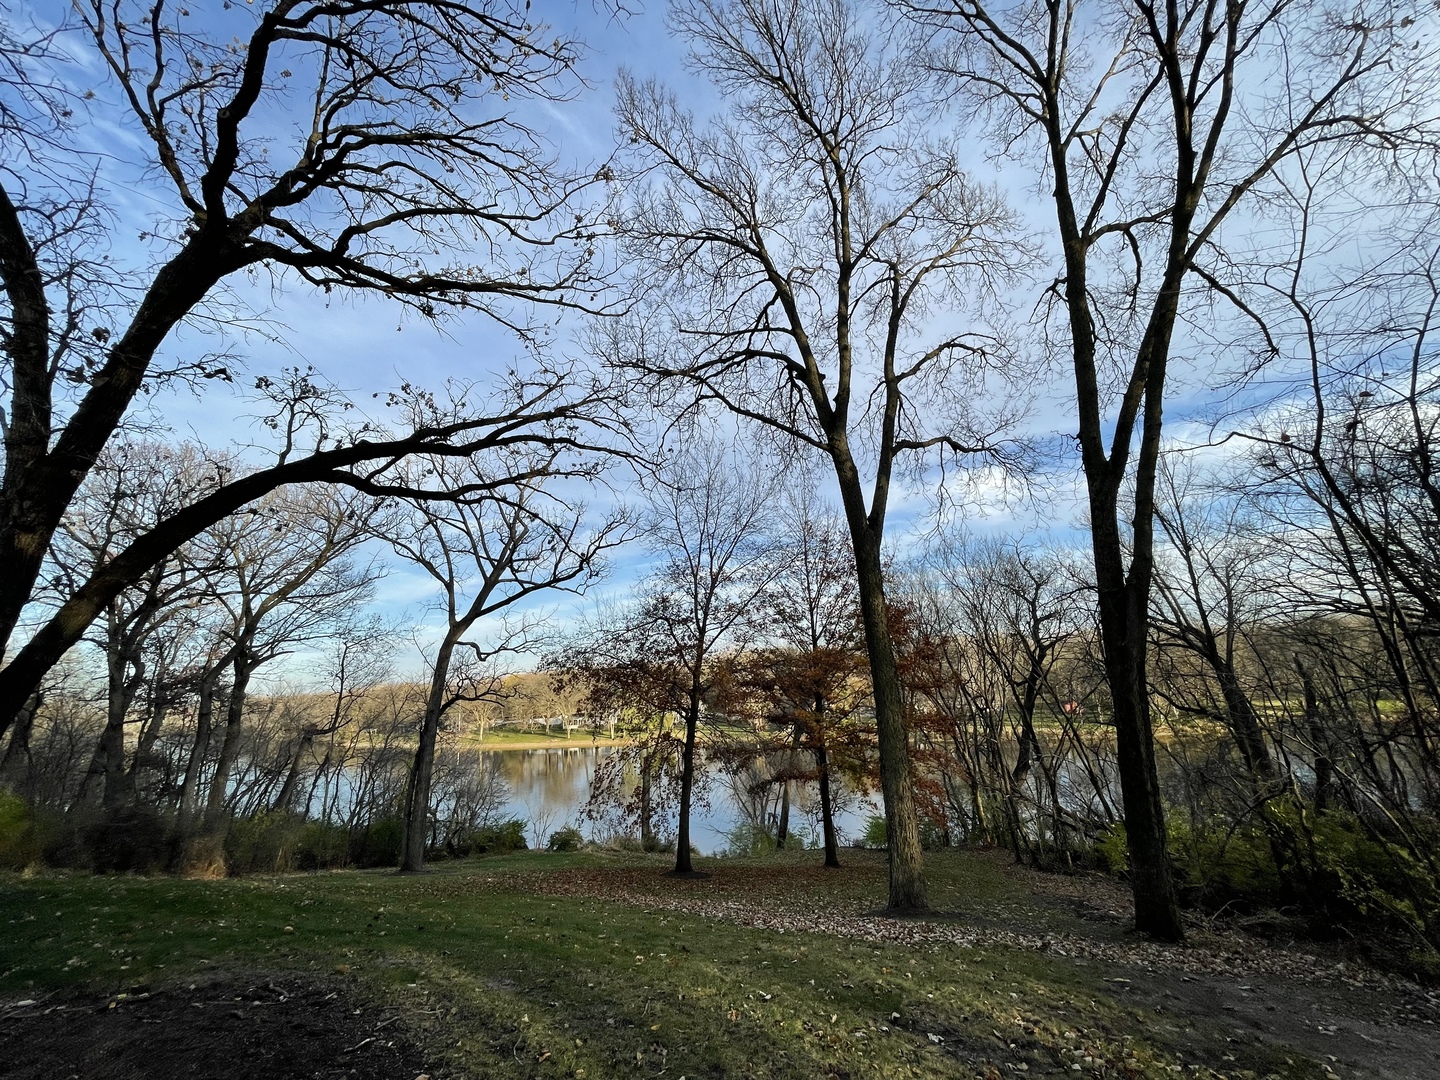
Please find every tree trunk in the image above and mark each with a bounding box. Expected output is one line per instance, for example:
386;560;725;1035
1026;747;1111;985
400;638;456;872
640;747;655;850
78;635;145;812
1295;657;1332;813
844;521;926;911
673;679;702;874
1215;663;1274;783
0;692;41;794
129;697;170;788
179;670;222;820
1094;563;1183;940
0;219;239;666
775;775;791;850
203;656;255;831
272;730;315;814
815;740;840;868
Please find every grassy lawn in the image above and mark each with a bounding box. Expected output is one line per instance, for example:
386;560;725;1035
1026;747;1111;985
0;850;1320;1079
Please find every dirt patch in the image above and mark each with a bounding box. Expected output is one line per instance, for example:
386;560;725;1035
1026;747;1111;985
0;974;439;1080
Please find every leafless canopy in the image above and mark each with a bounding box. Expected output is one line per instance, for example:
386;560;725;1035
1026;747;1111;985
0;2;625;736
606;0;1034;520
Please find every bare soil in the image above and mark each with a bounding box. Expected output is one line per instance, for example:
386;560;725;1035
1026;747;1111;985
0;974;439;1080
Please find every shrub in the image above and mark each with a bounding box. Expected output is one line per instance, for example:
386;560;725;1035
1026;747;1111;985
1093;822;1129;875
351;816;405;868
547;826;583;852
82;806;178;874
857;814;949;852
444;818;529;858
860;814;887;850
919;818;951;852
225;812;304;874
722;821;811;857
294;820;351;870
224;813;354;873
0;792;36;869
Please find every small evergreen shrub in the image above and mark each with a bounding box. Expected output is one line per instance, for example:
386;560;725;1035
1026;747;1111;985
547;826;583;852
860;814;887;850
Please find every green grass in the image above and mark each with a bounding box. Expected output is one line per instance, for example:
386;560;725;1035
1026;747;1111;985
0;850;1316;1080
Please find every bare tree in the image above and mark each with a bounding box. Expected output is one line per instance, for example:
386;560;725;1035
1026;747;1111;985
44;440;220;811
745;480;867;867
907;0;1432;938
555;437;778;872
1151;457;1276;789
186;485;380;834
0;1;618;735
383;449;624;872
270;612;395;815
604;0;1030;911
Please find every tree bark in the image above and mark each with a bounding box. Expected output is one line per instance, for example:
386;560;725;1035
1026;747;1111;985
0;692;41;794
673;676;702;874
272;730;315;814
816;740;840;869
203;656;255;831
844;516;926;911
0;205;241;657
400;637;457;873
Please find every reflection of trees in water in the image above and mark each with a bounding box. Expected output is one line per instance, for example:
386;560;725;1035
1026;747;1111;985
433;746;881;853
429;749;510;849
724;750;864;847
493;747;604;815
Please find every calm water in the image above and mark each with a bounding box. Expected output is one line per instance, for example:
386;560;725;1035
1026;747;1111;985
481;745;880;855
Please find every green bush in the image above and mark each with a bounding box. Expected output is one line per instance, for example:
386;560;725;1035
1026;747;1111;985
606;833;675;854
547;826;583;852
860;814;887;850
857;814;948;852
445;818;528;857
919;818;951;852
1099;801;1440;964
225;812;303;873
352;816;405;867
81;806;179;874
1093;822;1129;875
295;820;351;870
0;791;36;869
722;822;770;857
224;813;355;873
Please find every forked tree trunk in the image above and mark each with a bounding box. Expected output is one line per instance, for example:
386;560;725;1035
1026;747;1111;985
203;657;255;831
272;730;316;814
179;670;220;821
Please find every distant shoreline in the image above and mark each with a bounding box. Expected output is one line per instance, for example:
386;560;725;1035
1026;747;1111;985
460;731;631;752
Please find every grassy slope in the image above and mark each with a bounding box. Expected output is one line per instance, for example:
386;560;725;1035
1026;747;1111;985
0;850;1315;1080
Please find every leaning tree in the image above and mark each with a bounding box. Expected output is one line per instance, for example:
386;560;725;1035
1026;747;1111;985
0;1;619;738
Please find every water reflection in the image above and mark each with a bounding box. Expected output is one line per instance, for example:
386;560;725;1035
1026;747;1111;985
482;745;879;855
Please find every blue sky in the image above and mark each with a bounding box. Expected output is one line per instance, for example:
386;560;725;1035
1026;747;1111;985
6;0;1324;686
